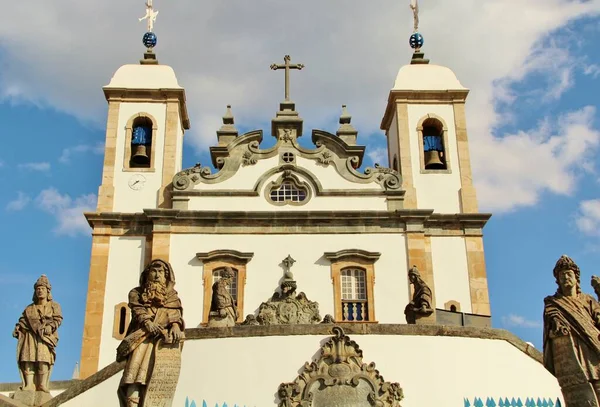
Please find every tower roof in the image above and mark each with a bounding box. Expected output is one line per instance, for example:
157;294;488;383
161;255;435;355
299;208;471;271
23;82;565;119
105;64;182;89
392;63;466;91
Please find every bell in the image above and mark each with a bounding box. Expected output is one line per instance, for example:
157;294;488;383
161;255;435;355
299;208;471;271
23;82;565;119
424;150;444;169
131;144;150;166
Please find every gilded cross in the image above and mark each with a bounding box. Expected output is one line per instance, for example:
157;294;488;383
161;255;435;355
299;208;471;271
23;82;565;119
139;0;159;32
270;55;304;101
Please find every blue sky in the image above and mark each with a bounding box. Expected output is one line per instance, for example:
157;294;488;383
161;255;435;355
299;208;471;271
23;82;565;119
1;1;600;383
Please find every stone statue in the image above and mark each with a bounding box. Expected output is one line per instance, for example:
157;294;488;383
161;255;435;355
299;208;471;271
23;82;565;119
207;266;238;327
252;257;322;325
116;259;184;407
404;265;433;324
592;275;600;301
12;274;62;401
543;255;600;406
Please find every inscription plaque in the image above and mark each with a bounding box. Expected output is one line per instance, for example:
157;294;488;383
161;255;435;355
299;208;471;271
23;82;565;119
144;341;183;407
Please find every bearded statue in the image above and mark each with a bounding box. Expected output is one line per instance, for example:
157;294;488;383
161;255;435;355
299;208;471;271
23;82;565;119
117;259;184;407
404;265;433;324
13;275;62;394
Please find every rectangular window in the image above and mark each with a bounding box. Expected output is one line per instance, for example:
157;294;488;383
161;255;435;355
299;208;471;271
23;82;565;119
341;268;368;321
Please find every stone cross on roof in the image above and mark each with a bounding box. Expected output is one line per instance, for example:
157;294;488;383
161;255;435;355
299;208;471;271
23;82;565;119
139;0;159;32
270;55;304;102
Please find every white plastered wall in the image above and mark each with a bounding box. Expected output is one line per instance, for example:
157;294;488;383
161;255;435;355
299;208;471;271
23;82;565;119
169;233;408;327
408;104;462;213
113;103;167;213
98;237;146;368
431;236;472;313
62;335;563;407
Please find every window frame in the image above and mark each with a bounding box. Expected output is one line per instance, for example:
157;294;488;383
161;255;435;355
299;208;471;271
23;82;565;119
324;250;380;323
265;170;312;207
123;112;159;172
112;302;131;340
416;113;452;174
196;250;254;325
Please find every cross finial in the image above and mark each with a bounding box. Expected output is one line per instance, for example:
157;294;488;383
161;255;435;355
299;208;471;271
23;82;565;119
139;0;159;32
410;0;419;33
270;55;305;102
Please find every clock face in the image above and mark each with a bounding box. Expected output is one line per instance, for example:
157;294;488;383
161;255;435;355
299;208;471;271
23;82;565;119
128;174;146;191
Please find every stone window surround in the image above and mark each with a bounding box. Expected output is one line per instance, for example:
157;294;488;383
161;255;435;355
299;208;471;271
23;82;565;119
196;250;254;325
324;249;381;323
123;112;159;173
265;170;312;207
112;302;130;340
417;113;452;174
444;300;461;312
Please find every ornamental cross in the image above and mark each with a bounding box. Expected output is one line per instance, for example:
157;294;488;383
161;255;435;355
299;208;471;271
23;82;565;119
139;0;159;32
410;0;419;33
282;255;296;272
270;55;304;101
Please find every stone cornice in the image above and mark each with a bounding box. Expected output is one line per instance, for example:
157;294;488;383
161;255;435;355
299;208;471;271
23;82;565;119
324;249;381;263
196;249;254;264
102;87;190;130
84;210;491;235
380;89;470;131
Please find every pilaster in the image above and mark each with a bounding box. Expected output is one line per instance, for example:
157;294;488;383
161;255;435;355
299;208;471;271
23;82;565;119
405;220;435;324
465;235;491;316
158;100;181;208
396;103;417;208
80;232;111;378
96;101;120;212
454;103;479;213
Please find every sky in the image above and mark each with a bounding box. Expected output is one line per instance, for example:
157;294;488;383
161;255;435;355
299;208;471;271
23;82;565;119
0;0;599;383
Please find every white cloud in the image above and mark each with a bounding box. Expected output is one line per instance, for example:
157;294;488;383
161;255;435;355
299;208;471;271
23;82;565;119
36;188;96;237
0;1;600;213
366;147;388;166
502;314;542;329
584;64;600;78
59;143;104;164
6;191;31;211
18;162;51;172
474;106;600;213
575;199;600;236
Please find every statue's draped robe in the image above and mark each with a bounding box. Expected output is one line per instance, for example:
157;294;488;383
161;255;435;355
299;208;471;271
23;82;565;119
208;281;237;326
543;293;600;381
412;282;433;311
16;302;62;365
117;286;183;391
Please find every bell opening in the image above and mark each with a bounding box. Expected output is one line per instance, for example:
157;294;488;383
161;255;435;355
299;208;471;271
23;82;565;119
131;144;150;167
424;150;445;170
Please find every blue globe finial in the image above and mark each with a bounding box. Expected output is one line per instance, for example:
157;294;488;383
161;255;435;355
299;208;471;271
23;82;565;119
143;31;157;49
409;32;424;50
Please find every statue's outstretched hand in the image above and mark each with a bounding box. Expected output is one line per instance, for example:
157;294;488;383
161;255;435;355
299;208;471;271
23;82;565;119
144;320;161;335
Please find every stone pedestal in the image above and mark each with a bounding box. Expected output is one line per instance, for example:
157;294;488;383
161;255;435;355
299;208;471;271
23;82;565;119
11;390;51;407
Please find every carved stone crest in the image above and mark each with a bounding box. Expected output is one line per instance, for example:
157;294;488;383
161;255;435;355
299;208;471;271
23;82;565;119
248;256;322;325
277;327;404;407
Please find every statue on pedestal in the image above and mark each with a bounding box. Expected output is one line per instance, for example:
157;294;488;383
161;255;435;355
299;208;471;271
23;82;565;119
404;265;433;324
12;274;62;405
543;255;600;406
117;259;184;407
207;266;238;327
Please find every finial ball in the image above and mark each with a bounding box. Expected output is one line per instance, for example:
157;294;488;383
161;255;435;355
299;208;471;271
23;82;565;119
409;32;424;50
143;31;157;49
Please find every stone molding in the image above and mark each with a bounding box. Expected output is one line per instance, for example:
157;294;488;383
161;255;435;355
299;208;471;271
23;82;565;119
84;210;491;236
324;249;381;263
380;89;470;131
102;88;190;130
264;170;313;207
196;250;254;264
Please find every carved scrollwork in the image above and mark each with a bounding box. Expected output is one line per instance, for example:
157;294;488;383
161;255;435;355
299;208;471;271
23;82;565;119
364;163;401;191
317;150;333;166
172;163;213;190
242;150;257;167
277;327;403;407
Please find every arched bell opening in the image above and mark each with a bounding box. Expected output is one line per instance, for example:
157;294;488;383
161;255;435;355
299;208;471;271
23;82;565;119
422;117;446;170
130;116;153;168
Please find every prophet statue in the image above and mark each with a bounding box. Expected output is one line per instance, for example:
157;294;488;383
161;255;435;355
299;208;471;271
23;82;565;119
207;266;238;327
404;265;433;324
117;259;184;407
13;275;62;393
543;255;600;406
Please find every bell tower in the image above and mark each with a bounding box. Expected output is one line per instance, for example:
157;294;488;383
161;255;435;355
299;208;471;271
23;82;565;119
80;3;190;379
96;1;190;213
380;15;478;214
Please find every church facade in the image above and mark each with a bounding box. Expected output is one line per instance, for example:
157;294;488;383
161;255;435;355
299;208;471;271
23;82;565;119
0;8;567;404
